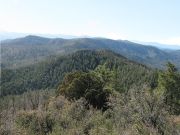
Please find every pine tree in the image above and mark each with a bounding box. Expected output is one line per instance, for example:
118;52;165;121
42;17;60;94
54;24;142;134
157;62;180;114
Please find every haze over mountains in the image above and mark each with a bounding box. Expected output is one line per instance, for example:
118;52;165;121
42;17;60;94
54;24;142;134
1;35;180;70
1;31;180;50
0;31;86;41
133;40;180;50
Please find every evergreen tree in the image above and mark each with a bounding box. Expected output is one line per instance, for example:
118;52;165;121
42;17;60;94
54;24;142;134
157;62;180;114
57;71;111;109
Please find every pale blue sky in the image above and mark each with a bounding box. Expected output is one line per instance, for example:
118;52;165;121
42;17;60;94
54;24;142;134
0;0;180;44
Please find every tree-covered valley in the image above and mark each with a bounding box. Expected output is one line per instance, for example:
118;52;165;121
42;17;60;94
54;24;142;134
1;36;180;69
0;38;180;135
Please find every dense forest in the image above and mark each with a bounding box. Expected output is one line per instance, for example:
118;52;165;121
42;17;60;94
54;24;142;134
1;49;180;135
1;50;156;97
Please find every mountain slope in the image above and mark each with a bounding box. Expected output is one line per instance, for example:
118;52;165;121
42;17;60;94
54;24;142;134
1;35;180;69
132;40;180;50
1;50;156;97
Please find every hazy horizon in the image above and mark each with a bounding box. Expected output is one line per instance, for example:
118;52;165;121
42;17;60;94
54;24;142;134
0;0;180;45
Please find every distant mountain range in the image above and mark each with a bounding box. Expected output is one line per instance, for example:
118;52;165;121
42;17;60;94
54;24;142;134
1;32;180;50
0;32;84;41
1;35;180;69
133;40;180;50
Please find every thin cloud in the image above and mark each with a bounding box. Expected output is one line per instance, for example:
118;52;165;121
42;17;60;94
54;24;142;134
159;37;180;45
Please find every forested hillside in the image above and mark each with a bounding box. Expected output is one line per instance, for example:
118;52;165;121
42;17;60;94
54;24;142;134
1;35;180;69
1;0;180;134
1;38;180;135
0;51;180;134
1;50;156;97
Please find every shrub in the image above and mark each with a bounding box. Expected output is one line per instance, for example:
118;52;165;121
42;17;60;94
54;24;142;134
16;111;54;135
57;71;111;109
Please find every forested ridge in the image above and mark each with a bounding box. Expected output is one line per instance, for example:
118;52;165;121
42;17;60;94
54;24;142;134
1;50;156;97
0;50;180;135
2;35;180;69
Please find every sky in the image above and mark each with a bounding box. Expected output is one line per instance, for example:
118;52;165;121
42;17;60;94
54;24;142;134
0;0;180;45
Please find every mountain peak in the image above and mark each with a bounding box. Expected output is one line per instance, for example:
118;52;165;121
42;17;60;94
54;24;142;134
24;35;50;40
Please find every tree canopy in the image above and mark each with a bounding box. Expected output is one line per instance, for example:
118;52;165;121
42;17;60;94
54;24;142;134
157;62;180;114
57;71;111;109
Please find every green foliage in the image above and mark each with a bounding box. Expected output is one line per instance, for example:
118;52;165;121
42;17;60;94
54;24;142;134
1;48;180;135
0;90;54;135
1;50;155;97
157;62;180;114
109;87;179;135
93;64;114;85
57;71;111;109
12;90;179;135
1;80;179;135
16;111;54;135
